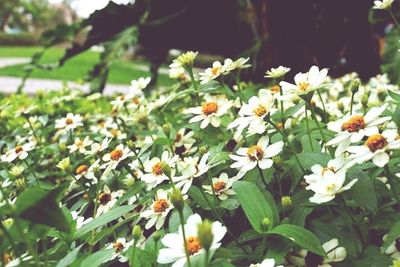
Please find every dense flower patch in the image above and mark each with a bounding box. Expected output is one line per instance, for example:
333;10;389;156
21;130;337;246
1;51;400;267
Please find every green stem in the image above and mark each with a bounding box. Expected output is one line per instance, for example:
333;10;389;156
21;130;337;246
187;68;200;106
258;166;268;189
279;83;285;129
389;9;400;28
350;92;355;115
23;159;40;187
385;165;400;203
316;89;327;120
178;210;192;267
25;116;40;145
304;104;314;151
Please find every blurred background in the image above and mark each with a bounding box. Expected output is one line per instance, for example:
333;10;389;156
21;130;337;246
0;0;398;93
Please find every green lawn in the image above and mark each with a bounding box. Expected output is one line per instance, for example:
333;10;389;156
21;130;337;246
0;46;173;86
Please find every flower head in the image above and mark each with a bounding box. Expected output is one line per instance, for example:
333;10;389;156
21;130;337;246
265;66;291;79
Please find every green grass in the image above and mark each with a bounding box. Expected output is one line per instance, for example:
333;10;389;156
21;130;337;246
0;46;173;86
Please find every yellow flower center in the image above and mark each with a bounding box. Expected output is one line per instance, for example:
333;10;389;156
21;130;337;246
14;146;23;153
253;105;267;117
326;183;336;192
298;82;310;91
119;95;125;101
365;134;388;152
113;242;124;252
152;162;163;175
211;66;221;76
153;199;169;213
213;181;226;192
66;118;73;125
110;148;123;161
271;85;280;94
202;102;218;115
186;236;202;255
2;252;12;264
175;133;182;143
98;192;112;205
322;167;336;175
341;115;366;132
132;97;140;105
110;129;119;137
247;145;264;161
76;164;89;175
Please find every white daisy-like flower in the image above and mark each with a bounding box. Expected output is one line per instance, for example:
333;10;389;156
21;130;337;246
383;234;400;259
174;152;210;194
86;137;111;155
229;136;284;178
265;66;291;79
279;66;328;99
228;89;276;137
71;211;93;229
249;258;284;267
105;236;144;263
223;57;251;73
373;0;394;9
157;213;227;267
130;77;151;92
100;127;127;140
111;95;132;110
199;61;225;84
326;104;391;156
55;113;83;131
74;159;100;183
187;95;232;129
101;144;133;171
202;172;236;200
96;185;124;217
347;129;400;167
1;142;35;163
141;151;179;189
68;136;93;154
304;156;357;204
173;128;197;156
288;238;346;267
140;189;174;230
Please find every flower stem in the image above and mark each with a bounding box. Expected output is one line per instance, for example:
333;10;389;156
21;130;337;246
278;83;285;129
178;210;192;267
316;89;327;122
258;166;268;189
389;9;400;28
384;165;400;203
187;68;200;106
350;92;355;115
25;116;40;145
304;104;314;151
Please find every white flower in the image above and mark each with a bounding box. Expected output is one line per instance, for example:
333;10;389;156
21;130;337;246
383;234;400;259
327;104;391;156
71;211;92;229
373;0;394;9
174;153;210;194
347;129;400;167
288;238;346;267
75;159;100;183
1;142;35;163
175;51;198;69
68;136;93;154
140;189;174;230
101;144;133;172
96;185;124;217
249;258;284;267
55;113;83;131
130;77;151;92
86;137;111;155
223;57;251;73
187;95;232;129
142;151;179;189
230;136;284;178
199;61;225;84
105;237;144;263
157;213;227;267
265;66;291;79
228;89;275;137
279;66;328;98
111;95;132;110
305;156;357;204
202;173;236;200
173;128;197;156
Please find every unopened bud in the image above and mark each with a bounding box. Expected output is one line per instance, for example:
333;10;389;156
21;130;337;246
59;142;67;152
170;188;185;211
15;178;26;190
199;146;208;155
261;217;271;231
153;230;161;241
57;157;71;171
273;156;283;166
281;196;292;208
160;161;171;178
127;140;136;150
132;225;142;239
350;79;360;94
197;220;213;251
337;102;344;112
361;94;369;107
9;165;24;178
162;124;171;137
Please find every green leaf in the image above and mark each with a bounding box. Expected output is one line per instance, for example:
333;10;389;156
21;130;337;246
233;181;278;233
79;249;114;267
388;90;400;103
382;221;400;252
199;80;235;97
15;186;71;233
297;152;331;169
168;204;193;232
74;205;133;239
116;181;146;205
56;245;82;267
188;186;213;210
268;224;325;256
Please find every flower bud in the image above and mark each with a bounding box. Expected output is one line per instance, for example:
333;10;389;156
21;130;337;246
127;140;136;151
153;230;161;241
160;161;172;178
350;79;360;94
281;196;292;208
57;157;71;171
197;220;213;251
177;51;198;70
170;188;185;211
361;94;369;107
2;218;13;228
58;142;67;152
9;165;24;178
273;155;283;166
261;217;271;231
15;178;26;190
199;145;208;155
132;225;142;239
162;124;171;137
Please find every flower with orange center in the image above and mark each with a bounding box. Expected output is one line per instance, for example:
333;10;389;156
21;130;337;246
211;66;221;76
76;164;88;175
65;118;73;125
271;85;280;94
113;242;124;252
298;82;310;91
55;113;83;130
152;162;163;175
365;134;388;152
202;102;218;115
341;115;366;132
247;145;264;161
110;149;123;161
14;146;23;153
1;142;35;163
203;173;235;200
98;192;112;205
153;199;169;213
213;181;226;192
142;151;179;189
186;236;202;255
253;105;267;117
